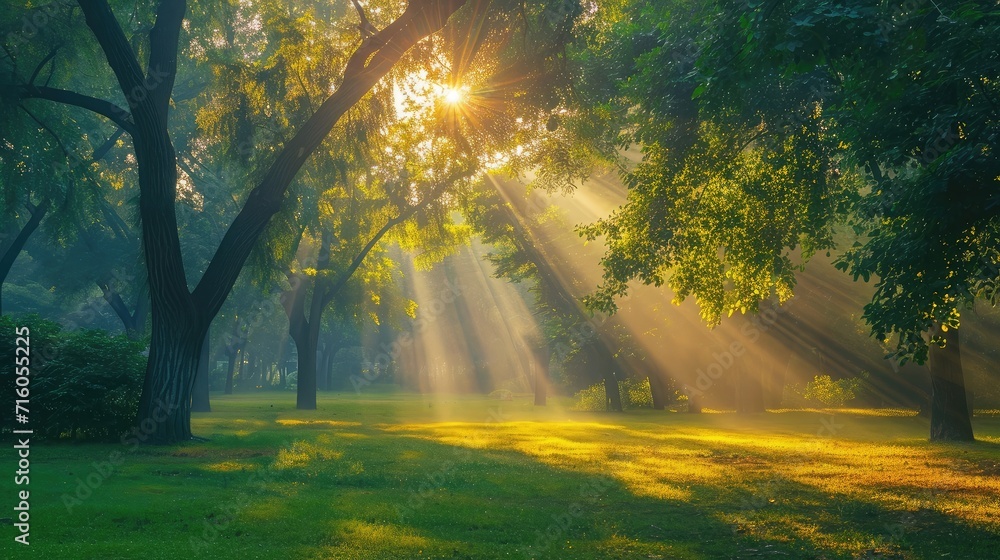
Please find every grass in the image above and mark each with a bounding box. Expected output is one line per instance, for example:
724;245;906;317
3;392;1000;559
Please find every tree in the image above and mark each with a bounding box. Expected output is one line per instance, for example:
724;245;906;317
553;0;846;411
702;0;999;440
4;0;580;443
555;0;997;440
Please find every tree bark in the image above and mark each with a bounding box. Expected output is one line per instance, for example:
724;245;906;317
649;373;667;410
191;329;211;412
134;320;203;444
928;326;974;441
293;324;320;409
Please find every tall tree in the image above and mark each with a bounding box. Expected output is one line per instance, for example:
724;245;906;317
4;0;580;443
552;0;997;440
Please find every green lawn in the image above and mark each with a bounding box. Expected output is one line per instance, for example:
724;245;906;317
4;392;1000;559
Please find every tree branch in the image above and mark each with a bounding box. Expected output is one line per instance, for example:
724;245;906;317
28;46;61;85
11;85;136;135
146;0;186;118
77;0;146;107
321;171;462;308
351;0;378;39
0;198;49;285
192;0;468;320
93;127;126;160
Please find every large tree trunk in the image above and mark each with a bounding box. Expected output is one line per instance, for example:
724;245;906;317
928;326;974;441
283;272;322;410
293;326;320;409
0;198;49;314
191;329;211;413
135;320;204;444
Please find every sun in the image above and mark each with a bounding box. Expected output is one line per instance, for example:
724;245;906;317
442;87;464;105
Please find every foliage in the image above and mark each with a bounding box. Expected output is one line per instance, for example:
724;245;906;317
556;0;1000;369
803;374;861;407
574;376;653;411
0;314;146;441
566;0;857;326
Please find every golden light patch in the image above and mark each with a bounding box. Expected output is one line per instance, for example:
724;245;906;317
274;441;343;470
275;419;362;428
204;461;248;472
383;418;1000;530
324;520;434;554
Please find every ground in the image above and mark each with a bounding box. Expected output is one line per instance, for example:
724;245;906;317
4;392;1000;559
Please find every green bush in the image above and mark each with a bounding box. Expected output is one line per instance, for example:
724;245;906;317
1;315;147;441
574;377;654;411
622;377;653;409
804;374;861;407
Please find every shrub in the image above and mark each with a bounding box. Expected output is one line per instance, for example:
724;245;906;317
804;374;861;407
622;377;653;409
574;382;608;411
1;315;147;441
574;377;654;411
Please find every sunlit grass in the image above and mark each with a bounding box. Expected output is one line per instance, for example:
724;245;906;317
4;392;999;559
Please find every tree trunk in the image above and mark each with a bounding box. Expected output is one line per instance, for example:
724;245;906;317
323;343;334;391
284;273;321;409
191;329;211;412
327;343;341;389
317;341;332;391
236;348;246;388
532;343;549;406
603;372;622;412
224;348;237;394
135;320;204;445
928;326;974;441
649;374;667;410
294;327;320;409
